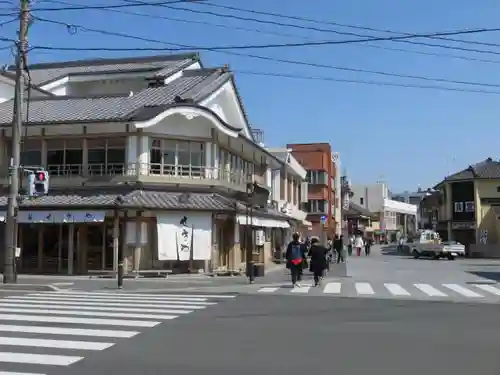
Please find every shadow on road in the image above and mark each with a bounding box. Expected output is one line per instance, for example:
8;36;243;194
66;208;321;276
467;271;500;282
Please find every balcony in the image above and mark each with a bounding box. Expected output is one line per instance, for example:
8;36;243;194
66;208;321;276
4;163;253;191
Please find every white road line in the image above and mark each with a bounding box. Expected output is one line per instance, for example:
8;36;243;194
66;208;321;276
474;284;500;296
0;352;83;366
414;284;448;297
384;283;411;296
0;324;138;338
0;314;160;327
53;291;236;299
443;284;483;298
5;297;212;308
0;337;113;350
0;303;194;315
0;308;177;320
258;287;279;293
30;293;208;302
355;283;375;295
0;372;45;375
6;297;215;306
290;286;311;293
323;282;342;294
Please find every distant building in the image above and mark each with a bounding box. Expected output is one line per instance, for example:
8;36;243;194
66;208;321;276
392;188;434;229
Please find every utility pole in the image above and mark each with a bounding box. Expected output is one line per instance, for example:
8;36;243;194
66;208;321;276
4;0;30;284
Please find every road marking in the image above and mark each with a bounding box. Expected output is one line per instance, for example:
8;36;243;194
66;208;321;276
6;296;215;306
258;287;279;293
323;282;342;294
0;372;45;375
0;324;138;338
0;314;160;327
291;286;311;293
355;283;375;295
414;284;448;297
0;307;178;320
443;284;483;298
384;283;411;296
0;303;193;314
55;291;236;299
0;337;113;350
31;293;208;302
474;284;500;295
0;352;83;366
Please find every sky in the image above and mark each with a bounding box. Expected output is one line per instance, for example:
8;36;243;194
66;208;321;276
0;0;498;192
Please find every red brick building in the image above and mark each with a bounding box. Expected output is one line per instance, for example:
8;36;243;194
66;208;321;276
287;143;337;237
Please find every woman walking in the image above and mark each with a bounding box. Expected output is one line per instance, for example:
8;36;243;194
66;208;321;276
308;238;328;287
354;235;364;257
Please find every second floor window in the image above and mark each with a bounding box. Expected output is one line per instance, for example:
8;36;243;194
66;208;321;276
87;138;126;175
47;139;83;176
150;139;205;176
465;201;475;212
454;202;463;213
307;199;327;213
360;197;364;205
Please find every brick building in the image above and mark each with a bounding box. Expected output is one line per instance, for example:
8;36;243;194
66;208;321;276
287;143;338;236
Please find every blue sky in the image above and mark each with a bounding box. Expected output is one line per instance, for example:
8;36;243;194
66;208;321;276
0;0;498;192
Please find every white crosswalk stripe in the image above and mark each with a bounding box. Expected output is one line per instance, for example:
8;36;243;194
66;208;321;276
0;291;232;374
256;281;500;302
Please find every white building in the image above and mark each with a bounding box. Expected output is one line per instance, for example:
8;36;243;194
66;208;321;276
0;53;298;275
351;182;418;234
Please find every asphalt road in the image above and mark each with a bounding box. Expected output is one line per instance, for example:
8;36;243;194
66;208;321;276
45;294;500;375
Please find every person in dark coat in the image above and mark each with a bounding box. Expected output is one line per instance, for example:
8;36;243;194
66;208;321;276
285;233;307;288
307;238;328;287
334;234;344;263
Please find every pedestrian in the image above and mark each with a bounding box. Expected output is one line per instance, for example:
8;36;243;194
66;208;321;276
354;234;364;257
347;235;354;256
364;237;372;256
308;237;328;287
334;234;344;263
285;233;307;288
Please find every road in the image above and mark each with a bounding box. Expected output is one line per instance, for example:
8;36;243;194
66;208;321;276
34;293;500;375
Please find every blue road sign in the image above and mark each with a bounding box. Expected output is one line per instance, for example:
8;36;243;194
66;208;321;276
320;215;327;225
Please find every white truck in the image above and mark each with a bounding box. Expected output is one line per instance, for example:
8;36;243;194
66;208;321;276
409;230;464;260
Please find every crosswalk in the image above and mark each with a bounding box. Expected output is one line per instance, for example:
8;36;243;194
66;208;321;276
0;290;235;374
256;281;500;302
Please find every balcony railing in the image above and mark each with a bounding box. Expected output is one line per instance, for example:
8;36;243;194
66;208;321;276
46;163;252;186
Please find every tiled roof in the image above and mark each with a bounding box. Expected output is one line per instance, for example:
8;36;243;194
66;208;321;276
9;53;199;86
0;68;234;126
0;191;237;211
444;157;500;182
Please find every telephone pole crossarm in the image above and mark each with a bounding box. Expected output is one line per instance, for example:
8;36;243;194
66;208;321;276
4;0;31;284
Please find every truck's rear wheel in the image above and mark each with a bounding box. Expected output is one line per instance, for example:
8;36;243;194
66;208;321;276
447;253;455;260
412;249;420;259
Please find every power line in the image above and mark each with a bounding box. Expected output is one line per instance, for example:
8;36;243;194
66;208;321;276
40;0;500;65
234;69;500;95
136;0;500;56
27;22;500;53
32;16;500;89
31;0;204;12
199;2;500;49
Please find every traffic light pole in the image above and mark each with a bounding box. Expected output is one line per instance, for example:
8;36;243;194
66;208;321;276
4;0;30;284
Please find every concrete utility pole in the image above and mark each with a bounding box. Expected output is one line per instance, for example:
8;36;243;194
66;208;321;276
4;0;30;284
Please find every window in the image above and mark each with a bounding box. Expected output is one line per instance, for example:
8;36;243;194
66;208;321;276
150;139;205;177
454;202;463;213
307;170;328;185
465;201;475;212
497;186;500;193
307;199;327;213
47;139;83;176
87;138;126;175
359;197;364;205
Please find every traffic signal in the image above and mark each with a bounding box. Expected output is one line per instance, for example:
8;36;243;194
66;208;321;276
27;170;49;197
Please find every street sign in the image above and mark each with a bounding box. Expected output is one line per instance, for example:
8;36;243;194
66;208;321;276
320;215;327;225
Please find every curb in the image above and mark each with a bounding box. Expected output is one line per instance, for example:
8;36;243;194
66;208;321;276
0;283;60;291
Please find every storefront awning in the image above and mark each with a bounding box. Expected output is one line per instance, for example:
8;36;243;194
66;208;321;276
236;214;290;228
